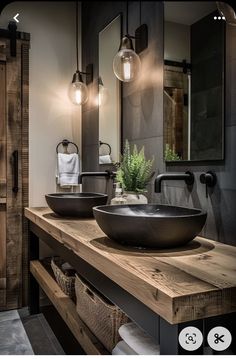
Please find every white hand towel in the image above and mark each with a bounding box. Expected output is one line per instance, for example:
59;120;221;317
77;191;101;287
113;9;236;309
119;322;160;355
99;154;112;164
112;340;137;355
57;153;80;187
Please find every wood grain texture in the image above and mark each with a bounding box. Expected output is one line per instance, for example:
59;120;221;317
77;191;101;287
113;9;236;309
6;39;23;309
0;40;6;61
30;260;108;355
25;207;236;324
0;61;6;199
21;41;29;307
0;204;6;308
0;36;29;310
0;56;6;309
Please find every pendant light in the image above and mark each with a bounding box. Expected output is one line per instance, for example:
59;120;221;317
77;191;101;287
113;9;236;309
68;1;88;105
113;1;141;82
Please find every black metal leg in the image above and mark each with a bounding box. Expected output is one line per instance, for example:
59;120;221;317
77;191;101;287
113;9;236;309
159;318;179;354
159;317;204;355
29;230;40;315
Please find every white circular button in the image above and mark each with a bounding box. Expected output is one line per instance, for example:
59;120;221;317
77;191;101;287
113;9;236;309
178;326;203;351
207;326;232;351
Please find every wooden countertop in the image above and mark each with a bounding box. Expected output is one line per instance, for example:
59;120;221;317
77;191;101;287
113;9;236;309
25;207;236;324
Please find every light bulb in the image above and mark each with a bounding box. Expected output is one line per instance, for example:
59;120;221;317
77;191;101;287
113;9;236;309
75;88;82;104
123;58;131;80
113;36;141;82
68;71;88;105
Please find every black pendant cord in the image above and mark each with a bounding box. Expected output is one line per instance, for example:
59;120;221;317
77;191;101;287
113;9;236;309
139;0;141;26
76;0;79;72
126;0;129;35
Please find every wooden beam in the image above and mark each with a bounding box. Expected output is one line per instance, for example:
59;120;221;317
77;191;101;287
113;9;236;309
30;260;108;355
0;57;6;309
6;38;23;309
26;207;236;324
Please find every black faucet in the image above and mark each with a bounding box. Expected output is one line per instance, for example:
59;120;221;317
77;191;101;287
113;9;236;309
154;171;194;193
78;170;116;184
200;171;217;197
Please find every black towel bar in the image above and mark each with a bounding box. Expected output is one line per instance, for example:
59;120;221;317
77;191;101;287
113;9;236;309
56;139;79;154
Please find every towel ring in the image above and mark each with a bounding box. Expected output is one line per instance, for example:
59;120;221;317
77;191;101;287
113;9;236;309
99;141;111;156
56;139;79;154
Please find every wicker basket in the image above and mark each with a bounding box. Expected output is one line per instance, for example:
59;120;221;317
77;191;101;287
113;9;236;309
51;257;76;300
75;274;129;352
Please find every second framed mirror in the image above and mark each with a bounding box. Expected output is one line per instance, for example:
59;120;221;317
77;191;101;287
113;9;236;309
98;14;122;165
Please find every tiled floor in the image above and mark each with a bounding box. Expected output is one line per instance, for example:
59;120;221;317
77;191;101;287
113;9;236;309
0;309;64;355
0;310;33;355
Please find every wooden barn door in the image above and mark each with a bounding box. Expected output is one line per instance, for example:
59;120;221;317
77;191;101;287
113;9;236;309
0;33;29;310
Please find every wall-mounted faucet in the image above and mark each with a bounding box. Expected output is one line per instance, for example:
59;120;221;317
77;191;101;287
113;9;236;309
200;171;217;197
154;171;194;193
78;170;116;184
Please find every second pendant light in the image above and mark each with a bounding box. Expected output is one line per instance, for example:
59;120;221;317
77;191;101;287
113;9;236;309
113;1;142;82
69;1;92;105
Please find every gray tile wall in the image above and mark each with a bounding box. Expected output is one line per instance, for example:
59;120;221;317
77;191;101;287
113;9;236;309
82;2;236;246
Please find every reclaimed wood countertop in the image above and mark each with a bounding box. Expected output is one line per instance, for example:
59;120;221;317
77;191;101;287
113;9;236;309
25;207;236;324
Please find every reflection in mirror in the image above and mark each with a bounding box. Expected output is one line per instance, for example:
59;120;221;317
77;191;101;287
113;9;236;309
164;2;225;162
99;15;121;165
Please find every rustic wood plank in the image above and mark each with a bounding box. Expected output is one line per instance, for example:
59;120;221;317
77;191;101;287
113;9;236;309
6;38;23;309
0;204;6;308
0;35;29;311
21;41;29;307
0;179;6;198
0;58;6;309
25;207;236;324
0;40;6;61
30;260;108;355
0;61;6;199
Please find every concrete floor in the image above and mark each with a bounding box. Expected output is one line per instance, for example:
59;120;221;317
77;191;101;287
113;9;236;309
0;310;33;355
0;309;64;355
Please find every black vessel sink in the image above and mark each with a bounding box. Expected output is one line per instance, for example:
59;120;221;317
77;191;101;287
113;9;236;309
93;204;207;248
45;193;108;217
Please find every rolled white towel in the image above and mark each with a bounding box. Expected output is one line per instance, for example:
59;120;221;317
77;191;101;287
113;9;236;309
99;154;112;164
119;322;160;355
112;340;137;355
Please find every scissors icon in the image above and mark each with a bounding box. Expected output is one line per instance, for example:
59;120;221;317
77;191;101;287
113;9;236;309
214;333;224;344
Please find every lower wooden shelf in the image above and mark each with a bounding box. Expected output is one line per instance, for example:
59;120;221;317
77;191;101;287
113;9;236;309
30;260;109;355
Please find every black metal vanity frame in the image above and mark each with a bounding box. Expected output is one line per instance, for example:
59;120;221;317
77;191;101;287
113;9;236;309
28;222;234;355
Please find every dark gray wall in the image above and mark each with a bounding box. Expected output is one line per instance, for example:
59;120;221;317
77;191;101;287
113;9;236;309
82;1;236;246
191;12;224;161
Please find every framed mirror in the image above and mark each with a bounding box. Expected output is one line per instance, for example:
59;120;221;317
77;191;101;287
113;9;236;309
98;15;121;165
164;1;225;162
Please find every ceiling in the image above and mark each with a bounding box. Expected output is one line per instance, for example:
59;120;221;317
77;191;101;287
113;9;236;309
164;1;217;25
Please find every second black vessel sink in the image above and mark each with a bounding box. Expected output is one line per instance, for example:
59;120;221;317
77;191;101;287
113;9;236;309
93;204;207;248
46;192;108;217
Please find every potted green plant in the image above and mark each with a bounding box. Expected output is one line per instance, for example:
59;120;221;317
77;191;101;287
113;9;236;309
116;140;154;204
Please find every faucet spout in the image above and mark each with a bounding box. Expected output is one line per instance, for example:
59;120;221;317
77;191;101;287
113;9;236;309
154;171;194;193
78;170;116;184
